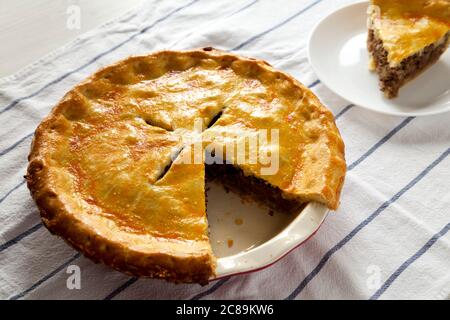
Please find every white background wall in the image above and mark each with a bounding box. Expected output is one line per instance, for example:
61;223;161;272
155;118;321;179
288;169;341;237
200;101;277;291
0;0;143;77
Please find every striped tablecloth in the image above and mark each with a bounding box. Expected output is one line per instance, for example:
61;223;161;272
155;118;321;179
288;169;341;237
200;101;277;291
0;0;449;300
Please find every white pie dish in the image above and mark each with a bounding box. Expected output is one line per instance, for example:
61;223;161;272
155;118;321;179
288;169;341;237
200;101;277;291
308;1;450;117
207;182;329;279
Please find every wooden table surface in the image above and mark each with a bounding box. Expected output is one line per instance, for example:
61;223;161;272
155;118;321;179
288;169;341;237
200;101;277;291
0;0;142;78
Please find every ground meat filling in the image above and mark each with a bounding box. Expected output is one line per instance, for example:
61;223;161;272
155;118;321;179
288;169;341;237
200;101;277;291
368;29;450;98
206;163;306;215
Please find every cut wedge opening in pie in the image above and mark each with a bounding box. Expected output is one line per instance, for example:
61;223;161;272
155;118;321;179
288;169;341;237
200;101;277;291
26;48;346;284
367;0;450;98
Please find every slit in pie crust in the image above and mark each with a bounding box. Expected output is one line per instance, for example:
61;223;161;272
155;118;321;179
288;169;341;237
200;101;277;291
26;48;346;284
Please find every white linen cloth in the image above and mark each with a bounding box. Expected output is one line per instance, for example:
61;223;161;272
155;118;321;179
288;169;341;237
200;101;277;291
0;0;449;300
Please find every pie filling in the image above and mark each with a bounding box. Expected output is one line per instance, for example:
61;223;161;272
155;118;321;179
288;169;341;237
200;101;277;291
205;163;305;215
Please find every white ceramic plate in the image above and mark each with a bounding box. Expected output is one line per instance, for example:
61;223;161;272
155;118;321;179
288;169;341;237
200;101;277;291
207;182;328;279
308;1;450;117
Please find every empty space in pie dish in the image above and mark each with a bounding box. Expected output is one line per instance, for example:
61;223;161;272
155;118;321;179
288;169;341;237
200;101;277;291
202;156;330;278
207;181;299;258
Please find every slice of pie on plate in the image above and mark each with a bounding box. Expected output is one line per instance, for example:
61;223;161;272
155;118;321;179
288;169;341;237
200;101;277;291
367;0;450;98
26;48;346;284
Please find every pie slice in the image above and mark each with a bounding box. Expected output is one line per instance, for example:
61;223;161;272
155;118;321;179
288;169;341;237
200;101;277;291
27;49;346;284
367;0;450;98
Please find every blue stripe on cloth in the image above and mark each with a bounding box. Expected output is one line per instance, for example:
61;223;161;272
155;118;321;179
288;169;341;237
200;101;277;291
104;278;138;300
308;79;321;89
102;275;230;300
370;221;450;300
190;278;231;300
101;271;231;300
285;147;450;300
0;0;201;116
169;0;260;49
0;180;43;253
9;253;81;300
0;132;34;157
228;0;260;16
347;117;415;170
0;222;42;253
334;104;354;120
0;180;26;204
232;0;323;51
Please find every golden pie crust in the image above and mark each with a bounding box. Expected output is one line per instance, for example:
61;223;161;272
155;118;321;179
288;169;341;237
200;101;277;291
26;48;346;284
370;0;450;66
